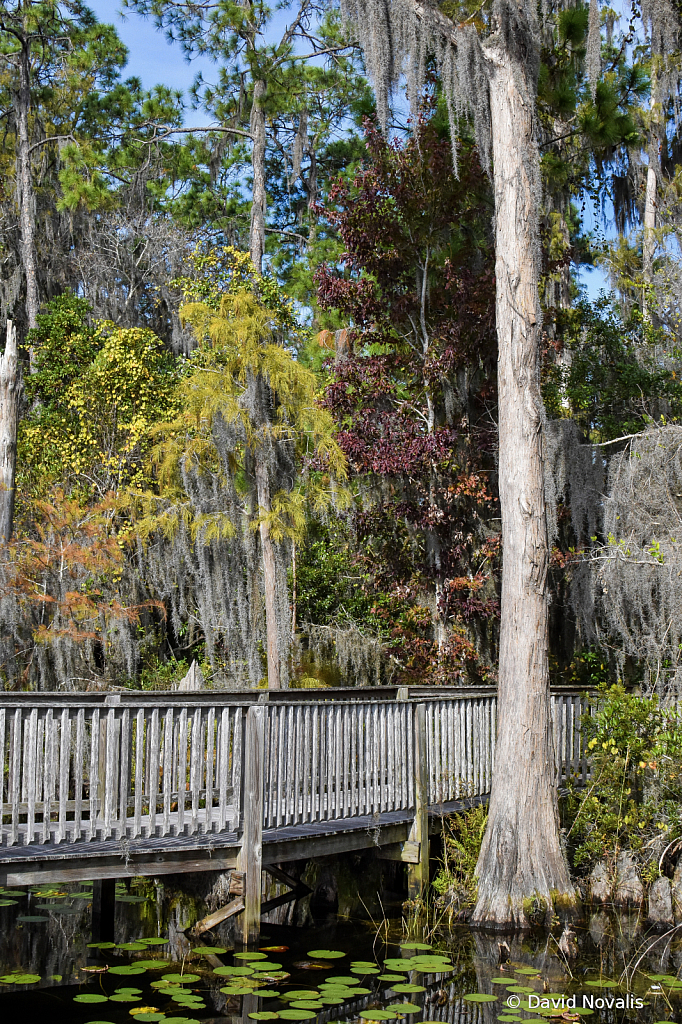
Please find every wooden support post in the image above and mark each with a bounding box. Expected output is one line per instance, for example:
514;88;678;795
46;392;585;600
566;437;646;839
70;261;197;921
407;703;428;902
237;704;264;946
91;877;116;943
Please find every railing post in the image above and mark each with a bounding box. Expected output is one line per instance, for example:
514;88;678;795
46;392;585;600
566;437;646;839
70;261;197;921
237;704;265;945
407;702;429;902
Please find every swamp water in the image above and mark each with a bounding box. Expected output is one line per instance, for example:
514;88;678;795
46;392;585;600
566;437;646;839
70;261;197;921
0;879;679;1024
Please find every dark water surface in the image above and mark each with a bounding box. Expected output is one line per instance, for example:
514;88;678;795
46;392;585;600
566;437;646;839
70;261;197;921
0;879;679;1024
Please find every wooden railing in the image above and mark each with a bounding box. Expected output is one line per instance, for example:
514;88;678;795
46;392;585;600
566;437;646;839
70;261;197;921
0;687;590;850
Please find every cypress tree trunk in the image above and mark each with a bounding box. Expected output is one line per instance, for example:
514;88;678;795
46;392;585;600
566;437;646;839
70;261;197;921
249;79;267;275
0;320;19;543
470;43;576;930
15;36;39;350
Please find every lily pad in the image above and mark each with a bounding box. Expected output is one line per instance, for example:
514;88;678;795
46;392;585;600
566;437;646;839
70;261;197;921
290;1001;323;1009
279;1011;318;1020
219;985;257;995
463;993;498;1003
118;942;148;951
383;960;412;972
88;941;116;949
497;1017;525;1022
214;965;255;976
0;973;41;984
75;993;110;1003
379;975;408;982
161;974;200;984
325;977;360;985
16;915;48;922
392;984;426;994
249;1014;280;1020
514;969;541;976
400;943;432;951
584;981;617;988
110;993;143;1002
261;945;289;952
109;966;147;976
307;949;345;959
0;899;18;906
236;952;269;960
140;938;169;946
359;1012;396;1021
385;1003;422;1013
491;978;512;985
320;996;345;1005
252;962;283;971
129;1015;166;1022
506;986;535;993
0;890;27;897
135;962;171;970
191;946;227;955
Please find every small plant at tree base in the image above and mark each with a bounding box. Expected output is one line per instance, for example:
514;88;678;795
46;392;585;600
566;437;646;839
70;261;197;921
431;804;487;917
563;682;682;875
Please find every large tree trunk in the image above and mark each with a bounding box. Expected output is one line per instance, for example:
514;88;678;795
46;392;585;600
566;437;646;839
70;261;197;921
471;43;576;930
16;38;39;353
0;321;19;542
255;450;282;688
249;79;267;275
642;135;658;322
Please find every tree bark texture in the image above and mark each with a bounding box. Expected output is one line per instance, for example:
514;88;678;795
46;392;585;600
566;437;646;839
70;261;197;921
471;45;576;930
249;79;267;275
642;133;658;321
255;451;282;688
15;37;39;350
0;321;19;543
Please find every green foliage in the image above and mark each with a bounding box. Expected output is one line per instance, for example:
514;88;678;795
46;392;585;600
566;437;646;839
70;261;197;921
19;297;179;498
564;683;682;873
432;804;487;911
542;296;682;441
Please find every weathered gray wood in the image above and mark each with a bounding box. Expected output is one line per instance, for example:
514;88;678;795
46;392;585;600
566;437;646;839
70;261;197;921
237;704;264;945
190;708;202;833
192;896;245;935
407;703;428;901
218;707;230;831
104;709;117;838
376;840;420;863
58;709;70;843
74;709;85;841
88;709;100;841
148;708;160;835
162;708;173;836
43;709;55;843
118;709;131;837
25;709;37;844
133;709;144;838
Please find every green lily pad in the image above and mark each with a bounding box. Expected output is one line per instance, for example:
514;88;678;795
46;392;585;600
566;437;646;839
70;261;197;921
110;993;143;1002
118;943;148;951
506;986;534;993
282;991;320;999
191;946;227;955
71;892;93;899
584;980;617;988
352;967;380;974
320;996;345;1005
279;1011;318;1020
252;962;283;971
134;962;171;970
0;973;41;984
325;977;360;985
400;943;432;950
379;975;408;982
75;993;110;1003
162;974;200;984
140;938;169;945
307;950;345;959
249;1014;280;1020
497;1017;525;1022
348;987;372;996
115;988;143;995
385;1003;422;1013
383;960;412;972
0;890;27;897
256;989;281;998
49;975;63;982
463;994;498;1002
88;941;117;949
129;1015;165;1022
392;984;426;993
290;1001;323;1009
236;952;269;960
214;965;254;976
491;978;512;985
0;899;18;906
359;1012;396;1021
109;966;147;976
16;915;48;922
514;968;541;976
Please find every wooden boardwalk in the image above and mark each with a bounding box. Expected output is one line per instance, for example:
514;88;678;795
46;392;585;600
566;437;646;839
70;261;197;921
0;685;590;940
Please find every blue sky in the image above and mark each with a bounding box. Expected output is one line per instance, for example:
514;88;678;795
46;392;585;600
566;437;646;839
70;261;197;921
88;0;611;298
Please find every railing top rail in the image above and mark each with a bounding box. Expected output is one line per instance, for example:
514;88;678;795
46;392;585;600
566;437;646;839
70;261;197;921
0;684;595;710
